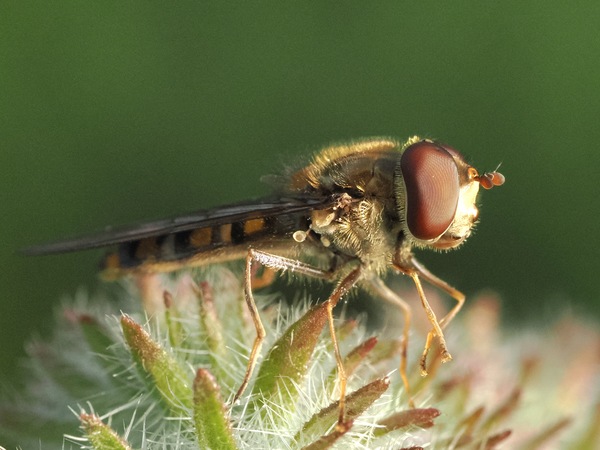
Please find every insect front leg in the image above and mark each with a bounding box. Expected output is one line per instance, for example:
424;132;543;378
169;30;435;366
410;257;465;373
393;262;451;376
409;271;451;375
411;257;465;330
233;248;335;404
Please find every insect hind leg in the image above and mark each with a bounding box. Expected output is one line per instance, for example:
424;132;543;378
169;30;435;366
233;248;334;404
234;248;362;429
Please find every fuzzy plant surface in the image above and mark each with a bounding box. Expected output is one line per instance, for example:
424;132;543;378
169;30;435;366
0;266;599;449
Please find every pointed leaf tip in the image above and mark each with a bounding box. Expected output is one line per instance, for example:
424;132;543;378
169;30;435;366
120;314;161;366
80;413;132;450
252;301;329;411
298;377;390;444
193;369;238;450
120;314;192;412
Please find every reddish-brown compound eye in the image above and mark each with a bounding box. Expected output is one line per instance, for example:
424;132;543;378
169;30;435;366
401;142;460;240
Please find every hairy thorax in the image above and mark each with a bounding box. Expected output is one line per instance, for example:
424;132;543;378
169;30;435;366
289;139;403;275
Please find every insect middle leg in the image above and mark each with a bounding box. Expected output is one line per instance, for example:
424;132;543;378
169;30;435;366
234;248;334;403
366;277;414;407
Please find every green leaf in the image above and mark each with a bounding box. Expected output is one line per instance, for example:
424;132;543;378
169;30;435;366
251;301;329;414
121;314;192;413
193;368;238;450
163;290;186;349
297;377;390;445
80;413;131;450
195;281;226;357
194;281;235;387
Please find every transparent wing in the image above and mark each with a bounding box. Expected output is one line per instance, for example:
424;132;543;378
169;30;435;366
22;197;331;255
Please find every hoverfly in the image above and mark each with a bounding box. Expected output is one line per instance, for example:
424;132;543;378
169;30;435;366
24;136;504;427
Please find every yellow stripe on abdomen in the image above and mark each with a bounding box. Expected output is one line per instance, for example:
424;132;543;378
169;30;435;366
190;227;212;248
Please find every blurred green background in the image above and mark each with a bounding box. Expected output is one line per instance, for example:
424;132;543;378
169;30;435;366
2;2;599;385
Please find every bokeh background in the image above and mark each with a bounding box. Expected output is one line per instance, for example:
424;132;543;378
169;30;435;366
2;2;599;385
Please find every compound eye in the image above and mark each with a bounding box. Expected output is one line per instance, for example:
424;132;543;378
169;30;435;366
401;142;460;240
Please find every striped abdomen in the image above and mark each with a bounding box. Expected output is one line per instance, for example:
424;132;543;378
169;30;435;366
102;213;309;278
